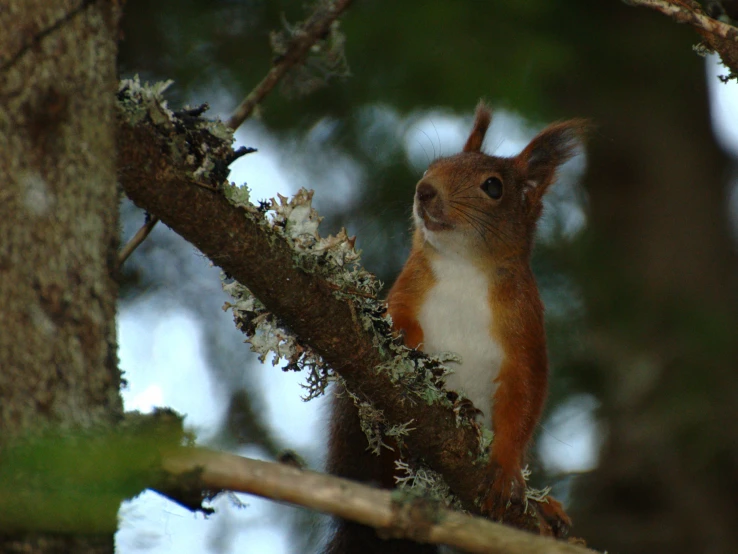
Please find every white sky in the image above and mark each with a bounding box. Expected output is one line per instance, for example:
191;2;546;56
116;57;738;553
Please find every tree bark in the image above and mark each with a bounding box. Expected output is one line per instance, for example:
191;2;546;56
0;0;123;551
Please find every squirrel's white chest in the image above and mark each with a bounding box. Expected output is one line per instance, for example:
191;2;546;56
417;256;503;422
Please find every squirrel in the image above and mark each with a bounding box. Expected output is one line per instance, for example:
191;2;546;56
325;102;586;554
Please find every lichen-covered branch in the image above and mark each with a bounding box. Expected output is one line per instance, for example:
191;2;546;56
626;0;738;79
115;79;568;537
226;0;353;130
162;447;594;554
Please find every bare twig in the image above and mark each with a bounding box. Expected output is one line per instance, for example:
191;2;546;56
628;0;738;40
118;215;159;267
226;0;353;130
162;447;594;554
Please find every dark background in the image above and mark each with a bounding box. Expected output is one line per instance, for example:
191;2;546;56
116;2;738;553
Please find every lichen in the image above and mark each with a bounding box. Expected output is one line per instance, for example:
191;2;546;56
117;76;236;186
376;350;457;407
520;466;555;517
385;419;416;443
348;388;392;455
117;76;175;128
222;182;254;212
263;190;377;297
394;460;461;509
222;280;330;401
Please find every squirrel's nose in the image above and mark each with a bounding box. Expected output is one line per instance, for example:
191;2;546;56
416;182;437;203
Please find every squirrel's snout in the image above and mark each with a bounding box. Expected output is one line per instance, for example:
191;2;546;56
416;182;438;203
415;181;450;231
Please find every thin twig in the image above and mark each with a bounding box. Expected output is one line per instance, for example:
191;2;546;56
162;447;595;554
627;0;738;40
226;0;353;131
118;216;159;268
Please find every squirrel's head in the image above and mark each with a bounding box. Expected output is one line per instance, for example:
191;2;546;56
413;102;587;262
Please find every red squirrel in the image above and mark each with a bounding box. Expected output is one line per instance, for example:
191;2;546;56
326;102;585;553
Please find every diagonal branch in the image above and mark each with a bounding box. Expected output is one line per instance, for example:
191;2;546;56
226;0;353;130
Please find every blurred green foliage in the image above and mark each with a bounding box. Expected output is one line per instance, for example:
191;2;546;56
0;410;188;533
121;0;578;118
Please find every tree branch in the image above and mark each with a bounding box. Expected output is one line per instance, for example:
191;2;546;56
115;82;569;538
626;0;738;77
161;447;593;554
226;0;353;130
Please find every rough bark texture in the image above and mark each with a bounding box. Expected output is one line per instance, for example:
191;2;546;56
0;0;123;551
550;4;738;553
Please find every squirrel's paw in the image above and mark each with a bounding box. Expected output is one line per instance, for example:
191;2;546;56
536;495;572;537
480;463;525;521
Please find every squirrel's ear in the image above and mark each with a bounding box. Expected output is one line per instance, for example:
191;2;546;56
463;101;492;153
518;119;588;213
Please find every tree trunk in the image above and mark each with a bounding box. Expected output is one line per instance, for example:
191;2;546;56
0;0;123;551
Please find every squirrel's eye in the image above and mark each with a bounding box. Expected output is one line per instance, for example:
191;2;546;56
481;177;503;200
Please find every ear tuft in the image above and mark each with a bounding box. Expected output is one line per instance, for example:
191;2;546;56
518;119;589;212
463;101;492;153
